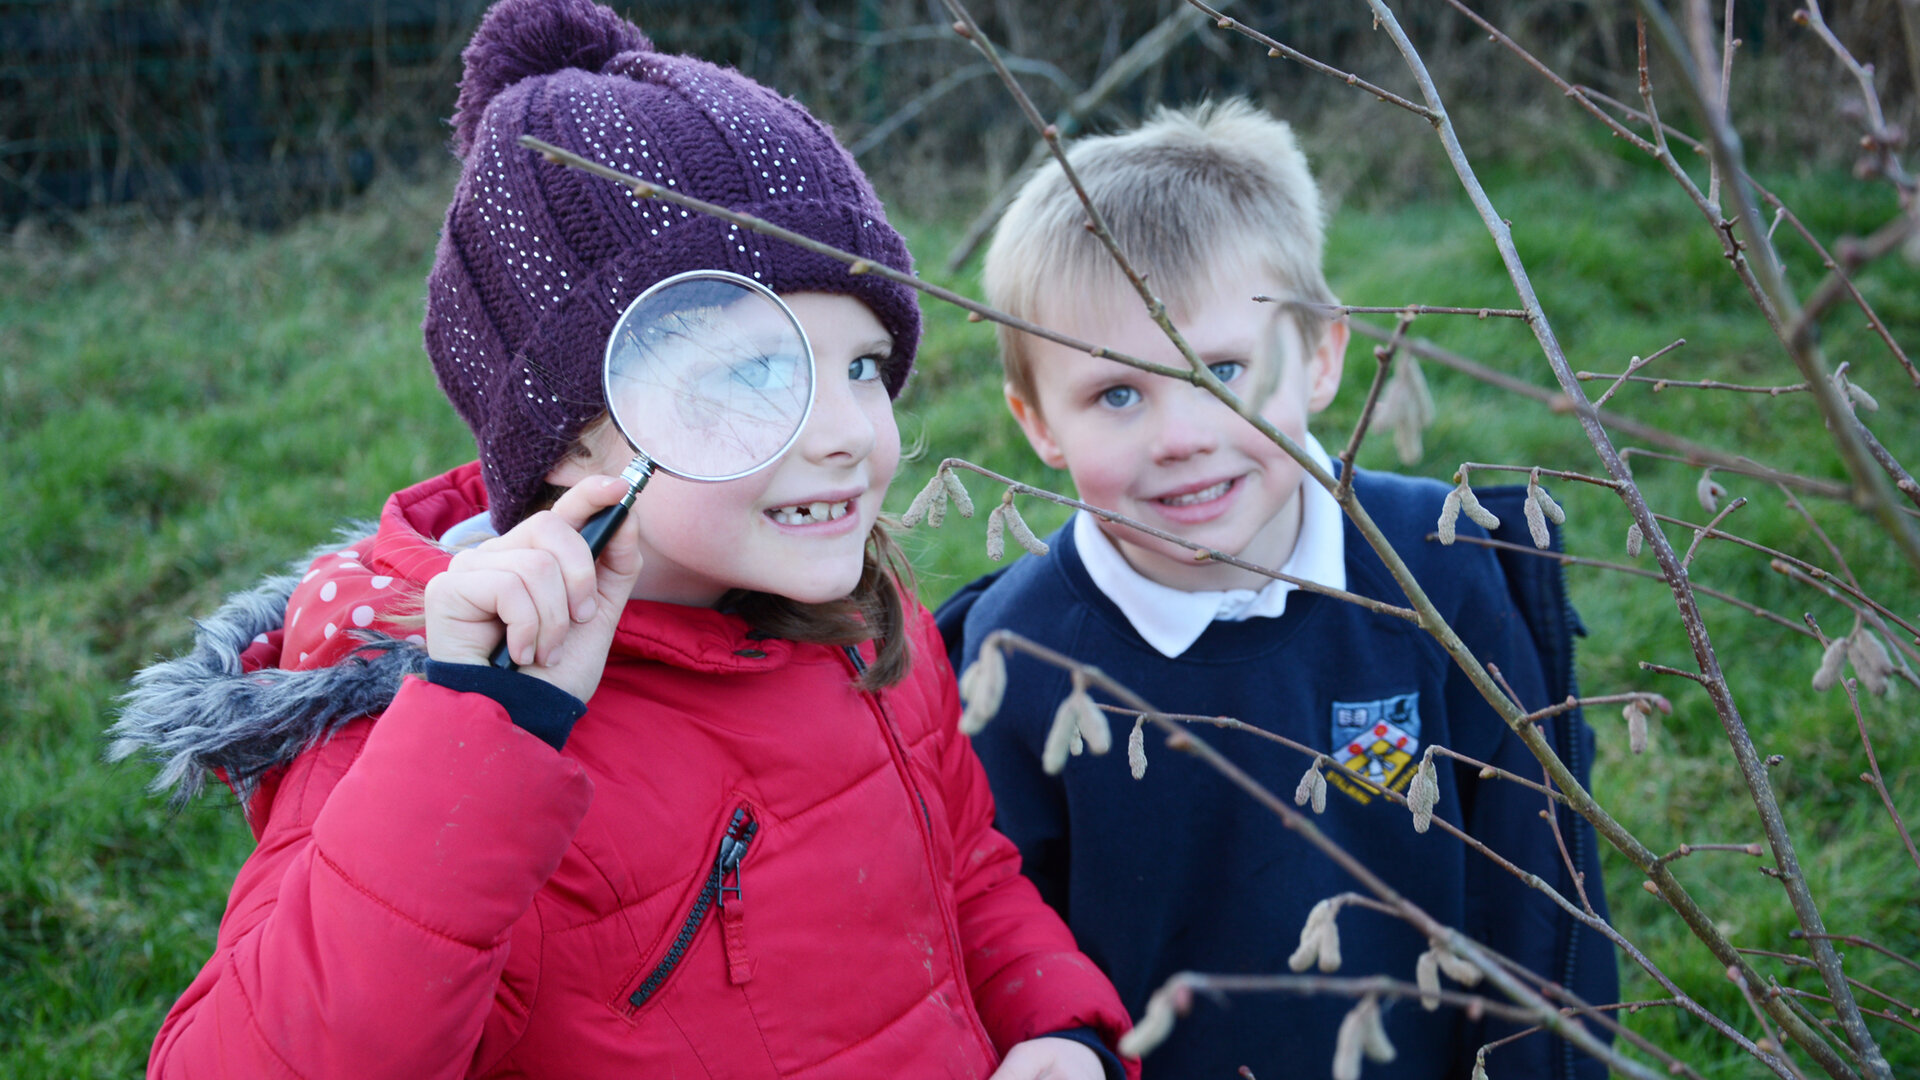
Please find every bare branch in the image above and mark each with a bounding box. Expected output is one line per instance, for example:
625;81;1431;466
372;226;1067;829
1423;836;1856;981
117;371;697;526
1351;322;1853;501
1337;310;1415;498
1185;0;1438;120
1585;337;1689;408
935;458;1418;622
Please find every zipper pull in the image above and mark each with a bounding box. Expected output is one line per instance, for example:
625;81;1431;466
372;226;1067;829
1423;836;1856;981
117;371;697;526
718;806;759;986
718;807;757;907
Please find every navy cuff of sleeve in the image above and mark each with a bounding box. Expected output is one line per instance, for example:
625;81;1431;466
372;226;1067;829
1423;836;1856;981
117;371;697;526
422;659;588;752
1041;1026;1126;1080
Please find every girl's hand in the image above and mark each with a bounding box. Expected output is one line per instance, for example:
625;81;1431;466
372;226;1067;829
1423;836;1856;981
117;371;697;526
424;474;643;703
989;1037;1107;1080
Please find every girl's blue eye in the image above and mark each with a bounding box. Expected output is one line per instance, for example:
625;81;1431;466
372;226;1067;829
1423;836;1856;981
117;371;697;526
729;352;803;390
1099;385;1140;409
1209;360;1246;383
848;355;884;382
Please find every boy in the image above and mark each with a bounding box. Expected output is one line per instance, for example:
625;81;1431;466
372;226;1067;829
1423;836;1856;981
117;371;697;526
940;101;1616;1079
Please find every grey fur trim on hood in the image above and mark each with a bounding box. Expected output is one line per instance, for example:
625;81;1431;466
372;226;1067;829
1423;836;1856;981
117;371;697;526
106;531;426;810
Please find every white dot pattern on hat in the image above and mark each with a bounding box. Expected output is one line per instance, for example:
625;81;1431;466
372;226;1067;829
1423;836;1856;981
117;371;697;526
425;45;917;531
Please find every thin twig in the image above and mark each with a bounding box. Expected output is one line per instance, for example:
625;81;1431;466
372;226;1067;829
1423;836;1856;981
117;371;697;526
1836;676;1920;877
1641;2;1920;589
1774;563;1920;659
1578;373;1809;397
1183;0;1438;120
1683;496;1748;571
1776;988;1920;1038
1454;462;1620;490
1639;660;1714;686
515;137;1202;386
936;458;1418;621
1262;297;1531;320
1789;933;1920;976
1442;531;1815;639
1588;337;1688;408
943;0;1220;406
987;629;1666;1080
1726;961;1795;1080
1540;772;1597;914
1096;704;1564;803
1740;949;1920;1020
1338;310;1415;499
1518;692;1664;727
1640;509;1917;643
1352;322;1853;501
1653;841;1766;868
1760;195;1919;387
1796;2;1913;193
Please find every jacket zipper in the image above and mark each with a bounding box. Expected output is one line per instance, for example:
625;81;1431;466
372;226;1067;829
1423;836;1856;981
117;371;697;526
841;646;994;1045
628;805;759;1010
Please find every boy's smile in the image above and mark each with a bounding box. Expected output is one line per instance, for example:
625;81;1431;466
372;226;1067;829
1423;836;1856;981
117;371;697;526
1008;271;1346;592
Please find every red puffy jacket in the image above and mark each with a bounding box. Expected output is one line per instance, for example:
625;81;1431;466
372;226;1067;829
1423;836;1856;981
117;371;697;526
146;463;1134;1078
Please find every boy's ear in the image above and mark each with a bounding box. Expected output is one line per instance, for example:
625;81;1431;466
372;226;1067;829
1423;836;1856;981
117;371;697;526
1305;320;1350;413
1005;383;1069;470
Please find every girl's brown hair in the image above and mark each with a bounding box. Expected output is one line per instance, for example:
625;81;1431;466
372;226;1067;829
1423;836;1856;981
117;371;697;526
720;521;916;692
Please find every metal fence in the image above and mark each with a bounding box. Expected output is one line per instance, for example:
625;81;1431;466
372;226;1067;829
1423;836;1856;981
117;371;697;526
2;1;1906;225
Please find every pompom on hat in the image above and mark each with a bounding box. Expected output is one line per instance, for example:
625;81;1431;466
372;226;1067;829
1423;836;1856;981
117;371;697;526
425;0;921;531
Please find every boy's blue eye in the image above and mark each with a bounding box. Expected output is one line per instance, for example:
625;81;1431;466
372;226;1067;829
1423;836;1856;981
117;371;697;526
1208;360;1246;383
1099;385;1140;409
849;355;885;382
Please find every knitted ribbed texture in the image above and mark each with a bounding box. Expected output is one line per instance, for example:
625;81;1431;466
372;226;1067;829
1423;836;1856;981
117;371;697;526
425;0;921;531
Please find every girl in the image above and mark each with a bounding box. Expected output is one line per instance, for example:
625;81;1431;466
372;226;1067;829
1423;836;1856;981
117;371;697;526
111;1;1133;1076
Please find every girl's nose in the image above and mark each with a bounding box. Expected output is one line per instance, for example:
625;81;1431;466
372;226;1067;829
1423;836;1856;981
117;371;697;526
796;363;876;464
1151;386;1225;463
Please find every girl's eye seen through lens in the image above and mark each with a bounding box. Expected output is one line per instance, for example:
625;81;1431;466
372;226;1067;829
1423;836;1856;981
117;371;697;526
730;352;803;390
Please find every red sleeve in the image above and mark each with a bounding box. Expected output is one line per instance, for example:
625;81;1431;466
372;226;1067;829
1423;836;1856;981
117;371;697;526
149;677;593;1079
911;613;1140;1078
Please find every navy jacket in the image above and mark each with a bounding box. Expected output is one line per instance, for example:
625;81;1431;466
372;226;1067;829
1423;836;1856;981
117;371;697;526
937;469;1616;1080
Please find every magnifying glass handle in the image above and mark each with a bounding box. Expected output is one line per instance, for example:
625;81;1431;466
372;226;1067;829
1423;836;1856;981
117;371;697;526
489;456;656;670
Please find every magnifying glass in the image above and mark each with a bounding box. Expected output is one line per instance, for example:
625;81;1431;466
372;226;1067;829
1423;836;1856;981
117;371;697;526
490;269;815;668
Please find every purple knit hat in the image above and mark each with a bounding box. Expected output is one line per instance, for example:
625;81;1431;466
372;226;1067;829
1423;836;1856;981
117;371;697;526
424;0;921;531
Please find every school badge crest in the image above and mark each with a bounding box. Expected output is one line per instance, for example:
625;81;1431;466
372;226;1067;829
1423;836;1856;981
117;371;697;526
1326;692;1421;805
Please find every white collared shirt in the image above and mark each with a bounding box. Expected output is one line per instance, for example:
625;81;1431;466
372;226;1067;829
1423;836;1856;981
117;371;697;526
1073;431;1347;658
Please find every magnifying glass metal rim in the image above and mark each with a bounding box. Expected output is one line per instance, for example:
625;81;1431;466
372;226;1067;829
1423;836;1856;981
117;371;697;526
600;267;818;484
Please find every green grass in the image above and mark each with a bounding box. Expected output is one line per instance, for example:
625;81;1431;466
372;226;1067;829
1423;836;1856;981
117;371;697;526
5;160;1918;1077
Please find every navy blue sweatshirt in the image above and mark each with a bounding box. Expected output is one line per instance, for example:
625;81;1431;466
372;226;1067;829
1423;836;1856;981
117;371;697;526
939;469;1616;1080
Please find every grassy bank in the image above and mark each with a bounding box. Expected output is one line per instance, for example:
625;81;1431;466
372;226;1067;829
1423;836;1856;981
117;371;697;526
3;161;1916;1076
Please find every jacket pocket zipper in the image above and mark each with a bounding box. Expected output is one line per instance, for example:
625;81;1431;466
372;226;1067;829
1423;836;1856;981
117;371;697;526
628;805;759;1009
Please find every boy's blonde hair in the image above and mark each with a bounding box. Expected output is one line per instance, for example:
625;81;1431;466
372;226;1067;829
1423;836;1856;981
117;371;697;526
984;99;1336;409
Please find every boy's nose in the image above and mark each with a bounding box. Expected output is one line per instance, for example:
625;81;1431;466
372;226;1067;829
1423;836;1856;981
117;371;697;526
1151;387;1225;462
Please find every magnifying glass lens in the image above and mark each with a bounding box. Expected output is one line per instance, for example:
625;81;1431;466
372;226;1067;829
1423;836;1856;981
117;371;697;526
606;275;814;480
